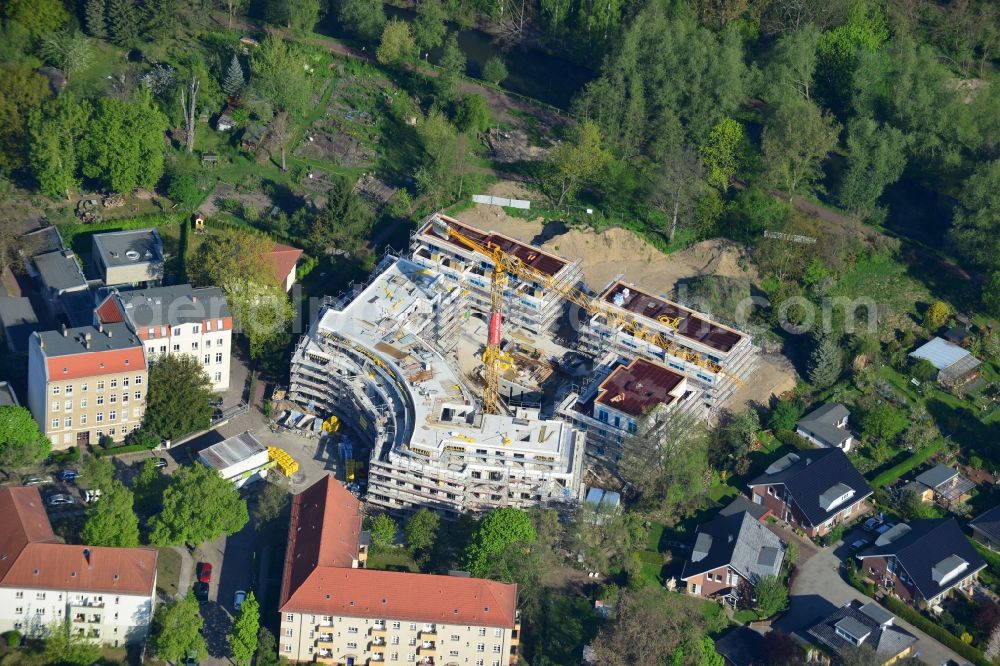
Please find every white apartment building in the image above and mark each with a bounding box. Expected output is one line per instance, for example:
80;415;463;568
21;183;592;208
27;323;148;449
287;257;585;518
95;284;232;391
279;476;520;665
0;487;157;646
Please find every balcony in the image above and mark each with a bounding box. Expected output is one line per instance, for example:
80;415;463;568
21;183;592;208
367;656;385;665
368;638;386;651
369;626;386;637
316;634;334;649
418;629;437;639
417;642;437;656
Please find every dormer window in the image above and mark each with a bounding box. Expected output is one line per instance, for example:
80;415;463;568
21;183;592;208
819;483;855;512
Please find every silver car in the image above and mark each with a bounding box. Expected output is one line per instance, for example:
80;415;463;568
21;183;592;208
47;494;75;506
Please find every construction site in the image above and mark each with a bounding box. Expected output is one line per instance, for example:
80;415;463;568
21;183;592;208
284;213;759;517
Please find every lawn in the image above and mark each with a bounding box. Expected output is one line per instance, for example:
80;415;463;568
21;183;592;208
156;547;182;598
366;548;420;573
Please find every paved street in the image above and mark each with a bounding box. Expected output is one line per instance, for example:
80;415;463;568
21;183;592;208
773;538;968;666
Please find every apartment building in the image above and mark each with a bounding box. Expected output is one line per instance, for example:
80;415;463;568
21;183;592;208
409;214;584;335
0;486;157;646
279;475;520;665
557;354;705;462
95;284;232;391
287;256;585;518
91;228;163;287
579;281;757;408
27;323;147;449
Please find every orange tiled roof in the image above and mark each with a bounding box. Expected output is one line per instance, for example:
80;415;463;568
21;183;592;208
266;243;303;285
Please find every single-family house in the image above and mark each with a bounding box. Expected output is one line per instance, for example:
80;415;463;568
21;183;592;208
904;464;974;507
856;518;986;609
747;448;872;539
969;505;1000;550
265;242;303;292
680;510;785;606
795;403;854;451
807;600;916;666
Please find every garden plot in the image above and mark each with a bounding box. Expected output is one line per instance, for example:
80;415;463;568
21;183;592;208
295;75;397;169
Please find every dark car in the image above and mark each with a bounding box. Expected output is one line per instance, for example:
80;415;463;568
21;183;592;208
196;562;212;584
57;469;80;482
193;581;209;603
154;458;168;469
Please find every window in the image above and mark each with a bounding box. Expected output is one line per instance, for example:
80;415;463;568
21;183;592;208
450;635;460;642
492;661;501;666
282;645;291;654
109;427;116;436
52;386;60;395
407;656;415;663
346;642;357;650
392;622;401;630
15;592;22;599
52;402;59;412
193;325;200;334
217;318;223;329
216;352;224;363
80;398;87;408
478;628;487;637
347;627;359;634
284;628;293;637
64;385;73;396
81;383;87;392
110;379;117;389
206;321;212;332
123;377;129;387
148;327;155;337
476;660;484;666
134;376;142;385
133;407;142;418
408;638;416;646
35;609;45;616
134;391;141;401
409;623;417;631
173;327;181;336
493;645;501;653
122;393;128;404
495;629;503;637
109;410;116;421
160;346;166;353
97;395;104;405
173;344;180;352
36;593;45;600
96;412;104;423
392;636;400;645
449;651;459;657
14;607;21;615
390;653;398;661
96;381;104;391
191;342;198;350
214;372;222;383
477;643;485;652
204;355;210;365
110;394;117;403
285;614;294;622
205;339;212;348
64;417;72;428
51;418;60;430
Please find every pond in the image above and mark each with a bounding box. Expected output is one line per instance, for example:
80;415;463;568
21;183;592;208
317;5;593;109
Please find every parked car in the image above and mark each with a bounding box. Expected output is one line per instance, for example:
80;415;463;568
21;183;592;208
83;489;102;503
193;582;209;603
863;517;883;532
233;590;246;612
849;538;869;550
154;458;168;469
875;522;897;536
57;469;80;482
22;476;50;486
47;494;75;506
197;562;212;584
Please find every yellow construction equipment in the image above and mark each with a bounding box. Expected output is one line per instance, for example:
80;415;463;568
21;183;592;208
321;416;340;432
430;216;742;412
268;447;299;477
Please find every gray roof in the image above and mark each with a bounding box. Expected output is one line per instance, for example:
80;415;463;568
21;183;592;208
682;511;785;582
21;225;63;256
719;495;770;522
909;337;972;371
92;228;163;268
808;599;916;660
116;285;230;328
0;381;19;407
915;464;958;490
713;628;764;666
970;504;1000;543
35;322;141;357
796;402;852;447
199;432;267;470
0;297;40;354
60;290;96;327
33;250;88;293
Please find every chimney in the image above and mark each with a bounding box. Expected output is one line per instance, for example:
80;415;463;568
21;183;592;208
85;339;91;349
85;332;92;341
38;336;44;350
97;323;103;334
83;548;91;567
61;323;67;337
106;328;113;338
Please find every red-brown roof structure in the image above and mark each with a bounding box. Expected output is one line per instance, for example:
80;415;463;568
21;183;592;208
421;216;567;278
279;476;518;628
0;487;157;596
594;358;684;417
266;243;303;286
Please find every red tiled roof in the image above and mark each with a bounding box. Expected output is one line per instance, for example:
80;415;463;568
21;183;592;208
266;243;303;285
0;487;157;596
595;358;684;417
95;296;125;325
46;347;146;381
279;476;518;628
422;216;567;278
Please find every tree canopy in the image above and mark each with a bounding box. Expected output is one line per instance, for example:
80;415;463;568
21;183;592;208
149;462;249;546
463;507;537;578
151;592;207;663
0;406;52;469
230;591;260;666
143;354;215;440
79;96;168;193
81;481;140;548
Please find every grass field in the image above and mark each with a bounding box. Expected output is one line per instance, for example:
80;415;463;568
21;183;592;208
366;548;420;573
156;547;182;598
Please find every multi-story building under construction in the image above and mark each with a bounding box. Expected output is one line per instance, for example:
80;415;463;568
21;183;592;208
287;256;585;518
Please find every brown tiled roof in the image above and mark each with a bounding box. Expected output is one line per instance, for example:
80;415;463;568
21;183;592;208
422;216;567;278
594;358;683;417
279;476;518;628
0;487;157;596
266;243;303;285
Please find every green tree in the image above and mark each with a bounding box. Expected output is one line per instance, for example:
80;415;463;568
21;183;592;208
463;507;537;577
546;120;611;205
0;63;52;175
249;36;311;116
149;462;249;546
337;0;386;42
762;97;840;197
859;403;907;444
949;159;1000;268
81;481;140;547
287;0;321;32
815;0;887;107
404;508;441;556
923;300;951;330
984;271;1000;317
454;94;489;133
107;0;139;46
229;591;260;666
43;619;101;666
367;513;397;550
84;0;107;39
768;399;804;432
39;30;95;82
142;0;180;41
413;108;463;205
754;575;789;617
437;33;466;101
765;24;820;102
79;96;168;193
648;144;706;244
0;406;51;469
413;0;448;51
2;0;68;36
718;408;761;464
227;278;294;359
28;94;90;198
808;335;843;388
251;479;290;534
301;176;374;257
133;457;169;517
222;53;245;98
151;592;207;663
838;116;908;217
377;19;417;66
81;455;116;491
700;118;745;192
256;627;288;666
143;354;214;440
481;56;507;85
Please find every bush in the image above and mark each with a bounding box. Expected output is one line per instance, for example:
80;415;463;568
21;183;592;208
773;429;813;450
454;94;490;133
244;202;259;222
481;56;507;85
883;596;989;666
99;434;114;449
94;442;162;458
124;427;160;450
4;630;20;648
50;446;80;465
166;168;202;208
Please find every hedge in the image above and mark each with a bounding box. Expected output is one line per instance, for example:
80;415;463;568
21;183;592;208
94;443;159;458
869;438;944;488
882;596;989;666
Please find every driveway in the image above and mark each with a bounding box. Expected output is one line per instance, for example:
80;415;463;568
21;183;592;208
773;542;969;666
